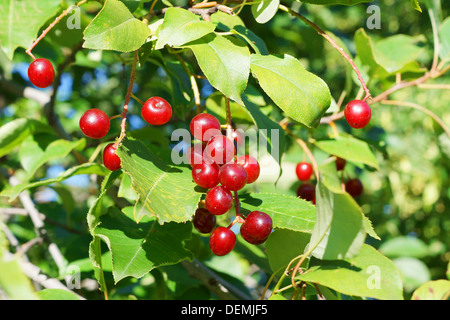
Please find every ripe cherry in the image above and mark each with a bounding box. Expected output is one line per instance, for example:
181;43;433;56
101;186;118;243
186;144;211;167
219;163;248;191
103;143;121;171
344;100;371;129
240;211;273;245
209;227;236;256
205;186;233;215
204;135;235;165
237;155;260;184
79;108;110;139
297;183;315;202
190;113;221;142
28;58;55;88
345;178;363;198
192;162;220;189
296;162;313;181
193;208;216;234
335;156;346;171
141;97;172;125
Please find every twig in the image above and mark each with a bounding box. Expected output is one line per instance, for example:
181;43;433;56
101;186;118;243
181;258;252;300
278;4;371;102
380;100;450;137
114;51;139;148
26;0;88;59
153;5;234;21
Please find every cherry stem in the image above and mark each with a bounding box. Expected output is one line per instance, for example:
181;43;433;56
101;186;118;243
26;0;88;60
278;4;371;102
114;51;139;149
130;92;144;105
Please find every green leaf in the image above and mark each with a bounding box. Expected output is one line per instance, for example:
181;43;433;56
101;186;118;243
0;118;34;158
0;0;61;59
379;236;430;259
393;257;431;292
306;181;366;260
314;135;379;170
250;54;331;128
298;244;404;300
83;0;151;52
211;11;269;55
439;17;450;60
19;136;86;180
94;206;193;283
410;0;422;12
155;7;216;50
0;163;109;202
240;86;286;169
116;138;203;224
36;289;82;300
251;0;280;24
183;33;250;104
265;229;311;273
354;29;426;79
412;280;450;300
87;170;122;292
240;193;316;232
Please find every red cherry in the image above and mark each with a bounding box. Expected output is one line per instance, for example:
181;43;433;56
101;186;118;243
240;211;273;245
296;162;313;181
218;163;248;191
193;208;216;234
297;183;315;202
204;135;235;165
192;162;220;189
79;109;110;139
28;58;55;88
344;100;371;129
209;227;236;256
205;186;233;215
141;97;172;125
237;155;260;184
335;156;347;171
185;144;214;167
190;113;221;142
345;178;363;198
103;143;121;171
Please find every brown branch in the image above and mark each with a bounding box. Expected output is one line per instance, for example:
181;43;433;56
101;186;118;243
26;0;88;59
279;4;371;102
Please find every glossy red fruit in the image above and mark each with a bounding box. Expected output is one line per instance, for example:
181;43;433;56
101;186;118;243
205;186;233;215
186;144;211;167
344;100;371;129
204;135;235;165
345;178;363;198
219;163;248;191
103;143;121;171
335;156;347;171
240;211;273;245
28;58;55;88
297;183;315;202
141;97;172;125
237;155;260;184
192;162;220;189
296;162;313;181
193;208;216;234
209;227;236;256
190;113;221;142
79;109;110;139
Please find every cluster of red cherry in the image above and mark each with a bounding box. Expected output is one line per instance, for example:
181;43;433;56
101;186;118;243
187;113;273;256
78;97;172;171
295;156;363;202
